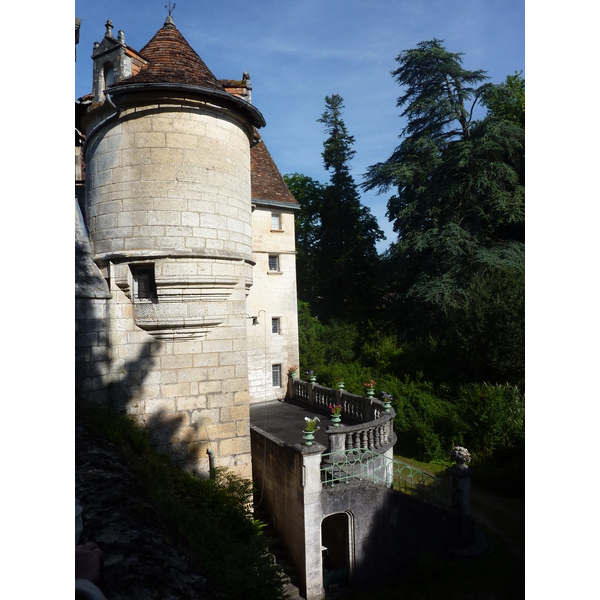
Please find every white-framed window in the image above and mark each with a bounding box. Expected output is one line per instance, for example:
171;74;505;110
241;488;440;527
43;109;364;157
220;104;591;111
268;255;279;272
272;364;282;387
272;317;281;334
271;213;282;230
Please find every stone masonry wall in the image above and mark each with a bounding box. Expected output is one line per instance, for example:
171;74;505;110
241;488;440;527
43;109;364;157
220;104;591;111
80;102;255;478
247;207;299;403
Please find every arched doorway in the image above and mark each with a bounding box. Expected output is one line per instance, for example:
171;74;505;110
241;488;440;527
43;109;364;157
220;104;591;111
321;512;354;592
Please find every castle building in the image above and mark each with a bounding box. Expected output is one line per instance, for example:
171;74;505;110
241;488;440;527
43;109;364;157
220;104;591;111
75;16;300;478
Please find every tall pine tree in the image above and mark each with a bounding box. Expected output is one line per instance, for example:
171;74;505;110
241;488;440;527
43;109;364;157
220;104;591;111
315;94;383;324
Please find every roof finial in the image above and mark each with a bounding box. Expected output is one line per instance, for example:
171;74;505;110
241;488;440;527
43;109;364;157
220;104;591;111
105;19;114;38
164;1;176;27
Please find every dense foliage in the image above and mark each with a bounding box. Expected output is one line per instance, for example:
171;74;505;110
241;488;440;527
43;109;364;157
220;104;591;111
286;42;524;492
360;40;524;389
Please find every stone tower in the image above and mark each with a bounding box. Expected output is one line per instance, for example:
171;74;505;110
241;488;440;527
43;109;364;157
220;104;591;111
77;16;269;478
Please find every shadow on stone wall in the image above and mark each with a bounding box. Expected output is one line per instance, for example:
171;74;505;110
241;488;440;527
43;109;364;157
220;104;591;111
76;228;205;473
333;484;459;592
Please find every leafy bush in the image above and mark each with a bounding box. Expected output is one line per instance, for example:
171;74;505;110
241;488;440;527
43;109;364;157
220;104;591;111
454;382;525;459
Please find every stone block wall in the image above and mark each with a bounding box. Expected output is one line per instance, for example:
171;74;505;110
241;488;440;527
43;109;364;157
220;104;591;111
78;101;256;478
250;427;319;598
247;207;299;403
84;105;253;260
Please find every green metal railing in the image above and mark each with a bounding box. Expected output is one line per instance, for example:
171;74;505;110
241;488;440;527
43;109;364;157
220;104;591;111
320;449;451;507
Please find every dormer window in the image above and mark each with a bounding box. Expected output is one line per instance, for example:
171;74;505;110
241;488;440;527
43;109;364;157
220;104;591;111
104;63;114;87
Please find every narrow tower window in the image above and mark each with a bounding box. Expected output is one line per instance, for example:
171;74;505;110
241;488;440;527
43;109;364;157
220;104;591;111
132;265;157;301
272;317;281;334
272;364;282;388
104;63;114;87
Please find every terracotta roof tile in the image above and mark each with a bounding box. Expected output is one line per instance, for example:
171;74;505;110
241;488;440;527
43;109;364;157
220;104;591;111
113;20;225;91
251;136;299;207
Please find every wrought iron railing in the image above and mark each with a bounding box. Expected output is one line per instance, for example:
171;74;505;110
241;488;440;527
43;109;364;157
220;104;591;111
320;449;451;507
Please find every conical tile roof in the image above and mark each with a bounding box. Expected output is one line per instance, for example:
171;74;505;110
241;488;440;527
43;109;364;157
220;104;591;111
114;17;225;91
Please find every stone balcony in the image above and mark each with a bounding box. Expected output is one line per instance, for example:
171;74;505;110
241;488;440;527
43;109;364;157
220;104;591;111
249;376;396;455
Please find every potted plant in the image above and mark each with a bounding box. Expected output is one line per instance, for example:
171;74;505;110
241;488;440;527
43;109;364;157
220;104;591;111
381;391;393;413
329;403;342;426
288;365;297;378
364;379;376;398
337;376;345;390
303;416;320;445
450;445;471;469
306;370;317;383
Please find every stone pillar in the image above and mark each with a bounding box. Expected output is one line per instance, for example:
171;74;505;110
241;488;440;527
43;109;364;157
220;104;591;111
300;444;326;600
446;465;476;548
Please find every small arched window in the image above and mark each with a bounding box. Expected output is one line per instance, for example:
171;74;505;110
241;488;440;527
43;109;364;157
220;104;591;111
104;63;114;87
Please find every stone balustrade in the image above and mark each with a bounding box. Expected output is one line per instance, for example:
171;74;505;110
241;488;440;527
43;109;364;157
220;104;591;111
287;376;396;456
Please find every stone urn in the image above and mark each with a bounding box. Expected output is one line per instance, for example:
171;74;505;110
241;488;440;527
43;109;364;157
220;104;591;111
450;447;471;471
309;376;317;383
337;381;345;390
366;388;375;398
383;400;392;413
303;430;315;445
331;414;341;427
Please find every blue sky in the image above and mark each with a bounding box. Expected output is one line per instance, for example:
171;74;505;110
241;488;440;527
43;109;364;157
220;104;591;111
75;0;524;251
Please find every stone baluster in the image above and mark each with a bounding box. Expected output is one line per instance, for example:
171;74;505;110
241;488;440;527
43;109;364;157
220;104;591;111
367;428;374;450
373;426;380;449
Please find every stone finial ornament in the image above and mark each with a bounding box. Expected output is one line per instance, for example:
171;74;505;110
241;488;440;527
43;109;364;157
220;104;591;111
105;20;114;38
118;30;125;45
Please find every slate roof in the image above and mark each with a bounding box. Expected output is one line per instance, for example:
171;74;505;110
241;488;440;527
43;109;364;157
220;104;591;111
112;17;225;91
251;134;299;209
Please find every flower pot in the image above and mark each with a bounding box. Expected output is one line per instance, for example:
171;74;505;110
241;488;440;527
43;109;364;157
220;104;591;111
366;388;374;398
290;371;297;379
337;382;345;390
309;376;317;383
331;414;341;427
303;430;315;445
383;400;392;413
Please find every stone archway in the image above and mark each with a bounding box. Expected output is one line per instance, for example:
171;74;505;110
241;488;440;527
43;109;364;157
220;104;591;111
321;511;354;592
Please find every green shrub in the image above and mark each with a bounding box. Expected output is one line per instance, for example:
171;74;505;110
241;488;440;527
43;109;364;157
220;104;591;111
454;382;525;460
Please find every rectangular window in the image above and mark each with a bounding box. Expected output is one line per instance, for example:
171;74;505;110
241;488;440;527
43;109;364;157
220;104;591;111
272;364;282;388
272;317;280;334
268;255;279;272
271;213;282;230
133;265;157;301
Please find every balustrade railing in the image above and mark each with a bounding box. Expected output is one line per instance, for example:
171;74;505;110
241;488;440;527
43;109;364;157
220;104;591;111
320;449;451;507
287;376;396;455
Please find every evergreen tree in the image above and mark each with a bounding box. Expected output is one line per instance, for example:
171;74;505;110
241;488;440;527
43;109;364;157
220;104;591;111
363;41;524;387
363;40;524;334
282;173;325;304
316;94;384;324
